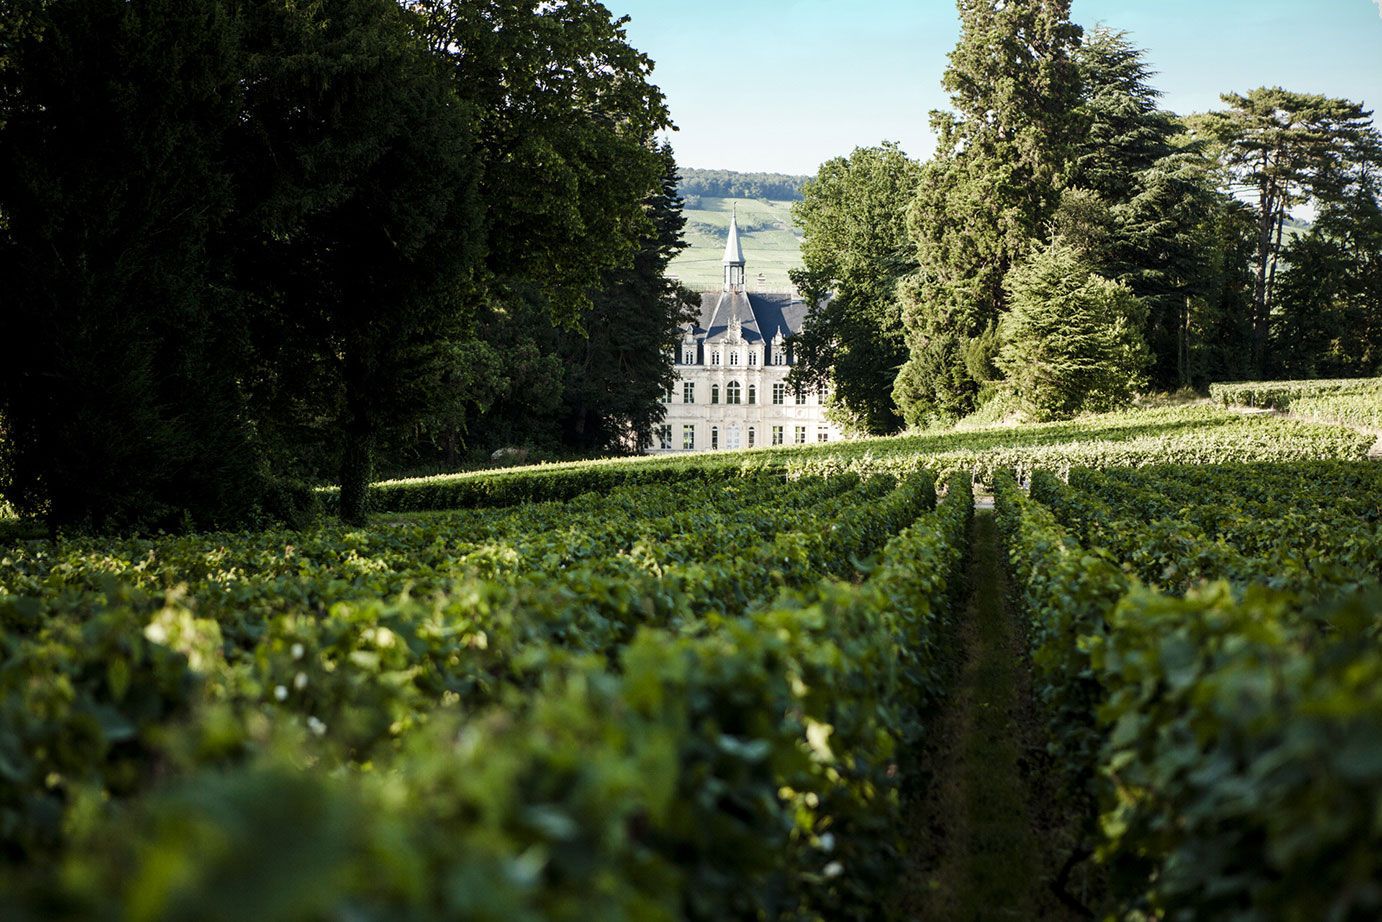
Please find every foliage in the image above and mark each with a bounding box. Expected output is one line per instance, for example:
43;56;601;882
1005;460;1382;919
1274;181;1382;378
0;466;973;921
895;0;1084;425
996;242;1150;419
1192;88;1382;377
677;168;810;202
1210;376;1382;427
789;143;921;435
0;0;264;533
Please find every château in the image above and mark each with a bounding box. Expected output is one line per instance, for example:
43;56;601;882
654;213;839;452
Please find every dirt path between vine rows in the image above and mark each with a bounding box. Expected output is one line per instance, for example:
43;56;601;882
892;507;1086;922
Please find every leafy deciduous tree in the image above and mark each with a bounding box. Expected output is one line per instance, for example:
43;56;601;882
788;142;921;435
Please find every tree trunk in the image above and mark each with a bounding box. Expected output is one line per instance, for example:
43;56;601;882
1251;189;1277;378
338;341;377;526
1262;210;1286;376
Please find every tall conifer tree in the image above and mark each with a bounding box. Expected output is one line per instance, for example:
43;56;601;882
896;0;1083;425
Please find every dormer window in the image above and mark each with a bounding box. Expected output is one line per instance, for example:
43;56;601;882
712;351;721;366
749;351;757;366
773;350;785;366
729;351;739;366
683;349;694;364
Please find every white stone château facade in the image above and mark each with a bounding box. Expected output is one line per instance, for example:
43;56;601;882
652;213;839;452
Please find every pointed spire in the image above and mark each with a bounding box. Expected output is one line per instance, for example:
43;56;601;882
722;206;744;266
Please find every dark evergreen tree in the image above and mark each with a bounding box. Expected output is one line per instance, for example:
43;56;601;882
232;0;483;525
0;0;262;533
557;143;699;453
897;0;1084;425
1275;182;1382;377
789;143;920;435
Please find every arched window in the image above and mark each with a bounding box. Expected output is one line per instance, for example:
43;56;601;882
748;427;756;447
747;385;756;405
711;426;719;450
726;381;741;404
711;384;720;404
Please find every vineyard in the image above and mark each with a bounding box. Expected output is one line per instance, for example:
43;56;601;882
2;404;1381;920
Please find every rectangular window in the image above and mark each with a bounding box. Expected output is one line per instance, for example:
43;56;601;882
795;388;807;405
664;384;673;403
683;382;694;404
772;425;783;446
683;350;694;364
794;425;806;444
683;425;695;450
729;351;739;366
749;351;757;366
659;425;672;450
712;351;720;366
772;383;785;405
817;428;829;443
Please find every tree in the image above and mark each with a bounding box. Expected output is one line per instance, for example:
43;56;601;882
557;142;699;452
996;242;1149;420
414;0;673;320
788;143;920;435
232;0;483;525
1274;181;1382;377
1194;88;1382;377
897;0;1084;426
0;0;263;532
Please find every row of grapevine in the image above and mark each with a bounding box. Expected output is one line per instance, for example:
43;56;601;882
322;406;1373;515
1;469;972;920
1210;376;1382;428
1035;462;1382;597
996;468;1382;920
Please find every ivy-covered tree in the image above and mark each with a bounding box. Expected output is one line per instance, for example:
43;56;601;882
897;0;1084;426
788;142;921;435
996;242;1149;420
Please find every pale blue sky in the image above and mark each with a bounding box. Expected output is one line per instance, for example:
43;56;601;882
606;0;1382;175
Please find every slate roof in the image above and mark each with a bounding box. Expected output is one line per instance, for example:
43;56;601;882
691;291;810;344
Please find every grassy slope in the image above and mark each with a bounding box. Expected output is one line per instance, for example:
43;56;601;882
668;196;804;291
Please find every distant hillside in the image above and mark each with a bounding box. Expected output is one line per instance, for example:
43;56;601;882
668;195;804;292
677;168;811;206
